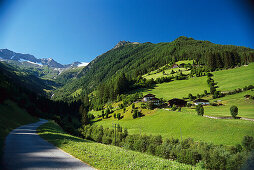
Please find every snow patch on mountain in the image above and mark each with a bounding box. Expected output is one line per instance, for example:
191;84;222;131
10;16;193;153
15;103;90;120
78;62;89;67
19;58;43;66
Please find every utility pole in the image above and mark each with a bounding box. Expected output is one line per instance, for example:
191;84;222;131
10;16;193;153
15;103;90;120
112;123;117;145
180;128;182;141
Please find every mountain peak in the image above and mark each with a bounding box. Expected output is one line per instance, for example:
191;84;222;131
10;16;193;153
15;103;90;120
113;40;140;49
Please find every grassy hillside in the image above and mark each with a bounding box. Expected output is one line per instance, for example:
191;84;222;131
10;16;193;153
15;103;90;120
204;90;254;118
0;62;56;96
52;36;254;101
94;108;254;146
139;63;254;100
213;63;254;91
0;100;38;157
38;121;198;169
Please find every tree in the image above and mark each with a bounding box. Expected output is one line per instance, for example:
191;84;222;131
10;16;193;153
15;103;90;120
242;136;254;151
188;93;194;100
80;106;89;125
105;108;110;118
117;113;121;120
204;90;208;95
172;104;177;111
196;104;204;116
132;109;138;119
230;105;238;118
132;103;135;109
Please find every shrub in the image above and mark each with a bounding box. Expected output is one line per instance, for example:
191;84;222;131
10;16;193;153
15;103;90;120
132;103;135;109
196;104;204;116
204;90;208;95
147;143;157;155
117;113;121;120
242;136;254;151
141;103;146;109
172;104;177;111
230;105;238;118
132;109;138;119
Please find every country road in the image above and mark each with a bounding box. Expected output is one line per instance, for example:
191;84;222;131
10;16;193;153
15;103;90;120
2;119;94;170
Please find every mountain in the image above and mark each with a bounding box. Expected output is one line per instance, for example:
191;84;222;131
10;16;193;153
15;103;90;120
113;41;140;49
52;36;254;101
0;62;56;96
0;49;63;68
0;49;90;80
0;49;86;69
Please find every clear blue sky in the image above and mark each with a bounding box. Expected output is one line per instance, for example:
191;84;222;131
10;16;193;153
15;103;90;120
0;0;253;64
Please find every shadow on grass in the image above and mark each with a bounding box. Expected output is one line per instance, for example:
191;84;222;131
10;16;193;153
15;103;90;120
37;124;93;145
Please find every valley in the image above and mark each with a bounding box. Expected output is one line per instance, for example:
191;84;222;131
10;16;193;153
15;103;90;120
1;37;254;169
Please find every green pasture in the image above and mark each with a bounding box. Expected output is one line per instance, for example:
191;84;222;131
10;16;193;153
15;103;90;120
203;90;254;118
139;63;254;101
94;108;254;146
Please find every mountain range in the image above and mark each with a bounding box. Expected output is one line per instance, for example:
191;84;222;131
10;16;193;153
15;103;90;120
0;49;87;68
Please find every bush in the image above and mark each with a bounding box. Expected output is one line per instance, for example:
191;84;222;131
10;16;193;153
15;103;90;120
132;109;138;119
242;136;254;151
230;105;238;118
172;104;177;111
196;104;204;116
117;113;121;120
186;103;192;107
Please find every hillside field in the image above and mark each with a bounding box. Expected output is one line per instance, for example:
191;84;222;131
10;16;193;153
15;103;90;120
93;64;254;146
94;108;254;146
138;63;254;100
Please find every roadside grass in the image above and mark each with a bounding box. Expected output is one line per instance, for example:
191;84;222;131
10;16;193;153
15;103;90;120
94;108;254;146
0;100;38;158
38;121;199;170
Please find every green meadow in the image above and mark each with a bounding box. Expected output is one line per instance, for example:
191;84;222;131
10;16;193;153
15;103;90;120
38;121;198;170
92;64;254;146
140;63;254;100
205;90;254;118
94;108;254;146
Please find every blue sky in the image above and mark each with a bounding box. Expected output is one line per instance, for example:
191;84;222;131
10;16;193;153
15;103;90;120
0;0;253;64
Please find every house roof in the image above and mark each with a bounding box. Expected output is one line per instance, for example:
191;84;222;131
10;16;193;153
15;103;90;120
151;98;160;101
144;94;155;97
168;98;186;102
194;99;209;102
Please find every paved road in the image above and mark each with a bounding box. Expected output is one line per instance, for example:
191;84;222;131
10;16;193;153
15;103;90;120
2;119;94;170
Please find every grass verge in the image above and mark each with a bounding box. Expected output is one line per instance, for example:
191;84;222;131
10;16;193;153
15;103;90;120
0;100;38;159
37;121;200;169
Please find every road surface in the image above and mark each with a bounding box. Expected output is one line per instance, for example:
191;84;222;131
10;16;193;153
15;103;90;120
2;119;94;170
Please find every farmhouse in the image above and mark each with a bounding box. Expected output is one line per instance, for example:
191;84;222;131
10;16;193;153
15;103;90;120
193;99;210;105
172;64;179;68
142;94;156;102
150;98;160;105
244;95;251;99
168;98;187;107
